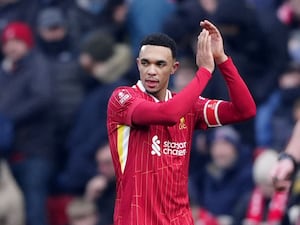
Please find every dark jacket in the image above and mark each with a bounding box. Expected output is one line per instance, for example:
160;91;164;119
0;113;14;154
197;145;254;216
57;79;129;194
0;50;55;159
37;35;85;152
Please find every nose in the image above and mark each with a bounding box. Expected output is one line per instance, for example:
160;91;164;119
147;64;157;76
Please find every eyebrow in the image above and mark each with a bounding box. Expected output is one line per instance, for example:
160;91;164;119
140;58;167;65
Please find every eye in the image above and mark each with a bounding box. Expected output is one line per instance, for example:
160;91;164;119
141;60;149;66
157;61;166;67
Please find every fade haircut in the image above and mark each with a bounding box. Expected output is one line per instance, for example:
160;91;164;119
140;33;177;59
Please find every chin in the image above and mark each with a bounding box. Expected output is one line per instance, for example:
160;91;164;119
146;89;158;95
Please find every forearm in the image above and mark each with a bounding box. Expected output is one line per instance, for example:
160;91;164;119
285;121;300;162
132;68;212;126
217;57;256;124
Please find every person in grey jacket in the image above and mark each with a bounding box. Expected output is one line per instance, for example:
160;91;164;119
0;21;55;225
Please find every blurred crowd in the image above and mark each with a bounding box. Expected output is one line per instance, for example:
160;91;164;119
0;0;299;225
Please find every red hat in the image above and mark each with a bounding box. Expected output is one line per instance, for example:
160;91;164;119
1;22;34;48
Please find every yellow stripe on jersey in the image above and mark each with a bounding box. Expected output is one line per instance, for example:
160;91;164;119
117;125;130;173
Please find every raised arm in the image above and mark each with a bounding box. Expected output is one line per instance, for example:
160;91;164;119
200;20;256;125
132;29;214;126
132;68;211;126
216;58;256;124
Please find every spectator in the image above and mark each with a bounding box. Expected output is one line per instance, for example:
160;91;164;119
0;0;34;60
78;29;132;91
36;7;76;59
23;0;73;26
193;126;254;225
0;159;25;225
0;21;55;225
57;30;131;194
66;197;99;225
233;150;289;225
66;0;128;44
85;143;116;225
36;7;85;175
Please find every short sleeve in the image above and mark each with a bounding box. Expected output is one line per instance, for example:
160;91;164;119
107;87;144;126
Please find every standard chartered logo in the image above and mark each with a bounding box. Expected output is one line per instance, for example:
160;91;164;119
151;135;161;156
151;135;187;157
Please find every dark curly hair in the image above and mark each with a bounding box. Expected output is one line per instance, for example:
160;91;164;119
140;33;177;59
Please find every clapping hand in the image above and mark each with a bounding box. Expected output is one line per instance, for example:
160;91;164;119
200;20;228;64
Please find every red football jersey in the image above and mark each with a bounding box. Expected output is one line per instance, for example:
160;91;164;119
107;58;256;225
107;80;222;225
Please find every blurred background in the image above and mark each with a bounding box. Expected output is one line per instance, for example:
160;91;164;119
0;0;299;225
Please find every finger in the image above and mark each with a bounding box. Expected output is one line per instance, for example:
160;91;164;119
277;162;294;181
203;20;217;29
270;169;278;182
206;34;211;53
276;169;286;180
274;179;291;192
273;170;288;182
200;20;205;28
202;20;220;35
198;29;208;52
200;20;212;29
197;30;204;51
203;30;210;53
271;167;288;192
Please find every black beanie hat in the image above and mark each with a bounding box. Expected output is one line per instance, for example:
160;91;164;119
80;30;115;62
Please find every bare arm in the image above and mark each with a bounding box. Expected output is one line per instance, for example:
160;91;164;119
271;120;300;191
286;121;300;161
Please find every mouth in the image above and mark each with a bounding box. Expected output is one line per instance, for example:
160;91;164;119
145;79;159;89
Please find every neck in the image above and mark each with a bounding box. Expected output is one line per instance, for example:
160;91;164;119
151;91;166;102
138;80;169;102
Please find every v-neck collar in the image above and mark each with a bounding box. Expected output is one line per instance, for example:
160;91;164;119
134;80;172;102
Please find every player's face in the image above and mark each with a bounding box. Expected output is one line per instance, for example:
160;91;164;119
137;45;179;101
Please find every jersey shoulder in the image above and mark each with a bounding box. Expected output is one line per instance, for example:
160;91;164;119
109;85;141;105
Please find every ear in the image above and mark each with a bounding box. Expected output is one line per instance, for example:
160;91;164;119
171;61;180;75
136;57;141;70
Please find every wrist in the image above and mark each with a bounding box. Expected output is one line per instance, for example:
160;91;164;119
197;67;213;76
215;54;228;65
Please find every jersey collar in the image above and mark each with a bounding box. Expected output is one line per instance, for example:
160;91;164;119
134;80;172;102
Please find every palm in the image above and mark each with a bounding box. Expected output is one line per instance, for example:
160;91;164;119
200;20;225;60
210;31;223;59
